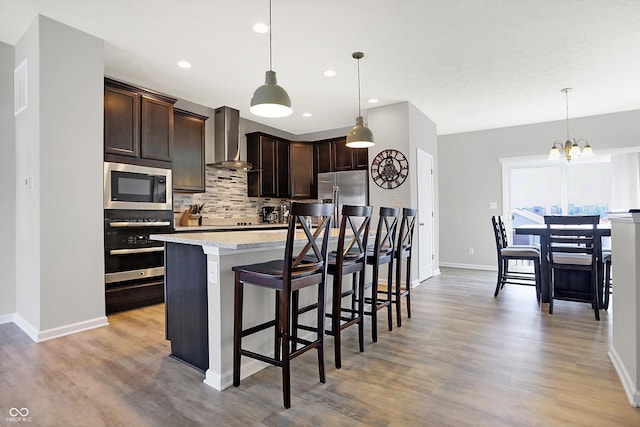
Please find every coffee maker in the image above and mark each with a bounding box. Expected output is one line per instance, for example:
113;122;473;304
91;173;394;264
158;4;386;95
262;206;276;223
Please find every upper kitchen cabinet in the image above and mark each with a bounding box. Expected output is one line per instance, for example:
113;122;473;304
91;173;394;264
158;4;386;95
104;78;176;168
290;142;315;199
173;109;208;193
314;137;368;173
246;132;291;198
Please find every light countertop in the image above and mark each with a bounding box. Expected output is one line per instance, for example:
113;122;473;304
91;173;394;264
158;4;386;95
151;228;342;250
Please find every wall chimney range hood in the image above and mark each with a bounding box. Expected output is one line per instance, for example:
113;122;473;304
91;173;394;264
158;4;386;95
210;106;253;171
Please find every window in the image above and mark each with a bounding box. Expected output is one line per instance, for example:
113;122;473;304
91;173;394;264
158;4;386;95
502;156;611;245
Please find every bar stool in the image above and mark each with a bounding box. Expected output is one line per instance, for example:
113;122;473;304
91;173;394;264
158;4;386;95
393;207;417;327
232;202;334;409
364;207;399;342
294;204;372;369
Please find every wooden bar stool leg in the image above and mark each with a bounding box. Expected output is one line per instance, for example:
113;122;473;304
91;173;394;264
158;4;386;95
317;277;326;384
280;290;291;409
357;271;365;353
233;277;243;387
332;275;342;369
371;264;379;343
405;257;412;319
386;260;393;332
291;290;300;352
395;257;403;327
274;290;281;360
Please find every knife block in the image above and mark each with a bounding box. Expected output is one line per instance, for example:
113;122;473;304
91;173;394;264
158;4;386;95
180;210;201;226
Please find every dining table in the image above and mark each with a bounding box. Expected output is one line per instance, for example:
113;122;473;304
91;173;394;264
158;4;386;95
514;223;611;305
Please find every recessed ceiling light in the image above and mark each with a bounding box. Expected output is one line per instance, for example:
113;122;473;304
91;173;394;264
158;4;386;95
302;112;312;117
253;23;269;33
368;98;379;104
177;60;192;69
323;70;336;77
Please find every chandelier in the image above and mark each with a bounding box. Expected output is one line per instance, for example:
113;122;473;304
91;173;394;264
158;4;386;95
548;88;593;161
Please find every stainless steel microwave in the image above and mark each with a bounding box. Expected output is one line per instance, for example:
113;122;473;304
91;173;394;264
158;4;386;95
104;162;172;211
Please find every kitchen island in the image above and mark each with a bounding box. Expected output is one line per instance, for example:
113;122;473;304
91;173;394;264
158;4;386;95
151;229;337;391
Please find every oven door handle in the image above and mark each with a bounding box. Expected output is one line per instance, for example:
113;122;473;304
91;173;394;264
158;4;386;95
109;247;165;255
108;221;171;228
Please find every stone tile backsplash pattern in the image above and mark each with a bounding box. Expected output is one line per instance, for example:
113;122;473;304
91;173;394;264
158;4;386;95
174;166;288;223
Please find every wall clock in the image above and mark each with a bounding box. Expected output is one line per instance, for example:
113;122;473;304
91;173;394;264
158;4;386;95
370;149;409;189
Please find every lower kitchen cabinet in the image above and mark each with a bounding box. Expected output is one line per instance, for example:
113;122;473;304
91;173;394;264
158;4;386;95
105;278;164;314
173;109;207;192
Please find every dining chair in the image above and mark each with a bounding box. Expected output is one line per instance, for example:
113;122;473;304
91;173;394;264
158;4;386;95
294;204;372;369
393;207;417;327
232;202;334;409
491;216;541;300
544;215;601;320
364;207;399;342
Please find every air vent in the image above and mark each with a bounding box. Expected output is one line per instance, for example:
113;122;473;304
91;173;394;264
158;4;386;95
14;59;27;115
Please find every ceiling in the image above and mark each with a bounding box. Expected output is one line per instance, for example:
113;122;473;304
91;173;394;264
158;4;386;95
1;0;639;136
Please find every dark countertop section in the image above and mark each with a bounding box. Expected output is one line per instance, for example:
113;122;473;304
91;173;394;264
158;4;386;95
173;223;288;233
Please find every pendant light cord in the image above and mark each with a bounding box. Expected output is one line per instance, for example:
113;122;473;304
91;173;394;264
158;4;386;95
564;88;570;139
269;0;273;71
357;57;361;116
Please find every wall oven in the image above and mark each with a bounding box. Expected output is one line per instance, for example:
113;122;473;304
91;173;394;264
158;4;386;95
104;162;173;313
103;209;173;313
104;161;172;211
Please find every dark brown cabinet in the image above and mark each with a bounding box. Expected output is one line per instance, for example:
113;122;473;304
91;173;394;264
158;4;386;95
104;78;176;167
314;137;368;173
290;142;314;199
173;109;207;193
246;132;291;198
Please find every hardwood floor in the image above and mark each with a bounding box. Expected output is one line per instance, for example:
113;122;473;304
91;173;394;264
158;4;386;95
1;268;638;426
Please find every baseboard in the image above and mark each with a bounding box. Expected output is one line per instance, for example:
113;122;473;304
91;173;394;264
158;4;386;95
37;316;109;342
0;313;15;325
609;346;640;407
13;314;39;342
14;314;110;343
439;262;497;271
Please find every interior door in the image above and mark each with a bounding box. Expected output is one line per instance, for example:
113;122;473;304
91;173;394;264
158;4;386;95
417;148;434;281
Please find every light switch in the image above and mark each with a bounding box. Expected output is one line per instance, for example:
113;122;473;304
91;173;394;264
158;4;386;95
489;202;498;210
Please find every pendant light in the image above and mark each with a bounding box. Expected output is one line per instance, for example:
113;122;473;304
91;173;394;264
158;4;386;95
250;0;292;118
548;88;593;161
346;52;375;148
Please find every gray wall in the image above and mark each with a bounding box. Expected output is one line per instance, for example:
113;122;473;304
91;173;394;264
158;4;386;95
14;15;106;338
0;41;16;318
368;101;439;281
438;109;640;269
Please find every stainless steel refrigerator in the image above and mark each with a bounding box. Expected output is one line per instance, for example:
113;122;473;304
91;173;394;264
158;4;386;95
317;170;369;226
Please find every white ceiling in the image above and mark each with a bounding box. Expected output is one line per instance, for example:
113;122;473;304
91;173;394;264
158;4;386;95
1;0;640;136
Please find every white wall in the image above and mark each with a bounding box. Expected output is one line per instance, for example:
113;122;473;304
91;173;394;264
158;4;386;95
438;109;640;269
0;41;16;319
14;15;106;340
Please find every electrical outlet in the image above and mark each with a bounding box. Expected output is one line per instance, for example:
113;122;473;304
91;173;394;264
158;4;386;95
469;247;475;255
489;202;498;210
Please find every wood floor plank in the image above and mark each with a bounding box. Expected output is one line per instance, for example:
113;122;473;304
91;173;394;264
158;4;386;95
0;267;638;426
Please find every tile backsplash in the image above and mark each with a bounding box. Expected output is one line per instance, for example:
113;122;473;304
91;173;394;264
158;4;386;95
174;166;289;223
